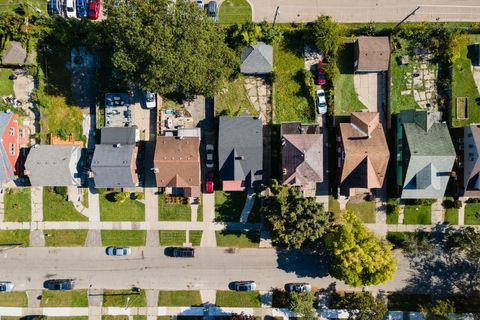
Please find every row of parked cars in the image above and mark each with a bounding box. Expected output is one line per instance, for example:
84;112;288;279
0;279;74;292
231;281;311;292
48;0;100;19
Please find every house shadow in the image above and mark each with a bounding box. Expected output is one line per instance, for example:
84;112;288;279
275;248;330;278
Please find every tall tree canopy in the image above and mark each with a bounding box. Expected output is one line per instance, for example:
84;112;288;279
331;292;387;320
325;211;397;287
289;290;317;320
105;0;236;97
263;186;331;249
312;15;346;58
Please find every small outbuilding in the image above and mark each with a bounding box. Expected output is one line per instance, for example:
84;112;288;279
354;36;390;72
240;42;273;75
1;41;36;66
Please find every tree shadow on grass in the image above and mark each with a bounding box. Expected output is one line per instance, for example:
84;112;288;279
280;29;307;58
293;69;315;120
215;192;246;222
337;42;355;75
275;248;330;279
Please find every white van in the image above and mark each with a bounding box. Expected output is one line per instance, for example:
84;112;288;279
65;0;76;18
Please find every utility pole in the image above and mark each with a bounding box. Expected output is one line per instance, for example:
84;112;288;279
272;6;280;27
393;6;420;30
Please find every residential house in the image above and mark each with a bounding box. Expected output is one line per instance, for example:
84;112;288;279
218;115;263;191
397;109;455;199
280;122;323;196
240;42;273;75
354;36;390;72
91;127;139;188
339;112;389;196
153;136;201;198
0;112;29;185
1;41;36;66
25;144;82;186
463;124;480;197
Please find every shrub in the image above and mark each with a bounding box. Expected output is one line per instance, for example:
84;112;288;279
53;186;68;199
134;192;144;200
114;192;129;203
453;199;462;209
414;199;436;206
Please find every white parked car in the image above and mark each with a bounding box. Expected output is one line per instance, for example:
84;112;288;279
65;0;77;18
144;91;156;109
0;282;14;293
196;0;204;8
106;246;131;256
206;144;214;168
316;89;327;115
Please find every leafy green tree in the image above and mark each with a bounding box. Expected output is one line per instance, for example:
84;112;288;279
420;299;455;320
259;21;283;44
325;211;397;287
114;192;129;203
263;186;331;249
230;21;263;46
442;30;468;63
312;15;346;58
289;290;317;320
105;0;236;98
331;292;387;320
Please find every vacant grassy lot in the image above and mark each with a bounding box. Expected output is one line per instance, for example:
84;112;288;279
43;188;88;221
159;230;186;246
0;68;14;96
189;230;203;246
215;75;258;116
215;191;246;222
0;291;28;307
158;194;191;221
345;201;376;223
157;290;202;306
100;192;145;221
465;203;480;225
103;289;146;307
218;0;251;24
44;230;88;247
216;290;261;307
101;230;146;247
0;230;29;246
4;188;31;222
41;289;88;307
215;230;259;248
403;205;432;224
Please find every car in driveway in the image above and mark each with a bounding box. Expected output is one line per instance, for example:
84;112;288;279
144;91;156;109
165;247;195;258
0;282;13;293
316;89;327;115
316;61;326;86
232;281;256;291
205;171;214;193
285;283;311;293
76;0;87;17
196;0;204;8
106;246;131;256
206;144;214;168
44;279;74;290
88;0;100;19
65;0;76;18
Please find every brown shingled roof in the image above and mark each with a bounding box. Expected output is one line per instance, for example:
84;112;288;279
355;36;390;72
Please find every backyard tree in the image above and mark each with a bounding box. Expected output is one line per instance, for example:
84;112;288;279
312;15;346;58
263;186;331;249
105;0;236;98
289;290;317;320
325;211;397;287
442;29;468;63
331;292;387;320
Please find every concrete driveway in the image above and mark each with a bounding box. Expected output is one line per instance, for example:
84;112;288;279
353;72;386;123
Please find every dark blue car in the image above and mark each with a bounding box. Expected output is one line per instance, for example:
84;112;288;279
77;0;87;17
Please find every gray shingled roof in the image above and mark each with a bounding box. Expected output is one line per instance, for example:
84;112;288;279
100;127;136;145
240;42;273;74
91;144;137;188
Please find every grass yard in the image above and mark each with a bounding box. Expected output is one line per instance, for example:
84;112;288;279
44;230;88;247
0;291;28;307
215;191;246;222
157;290;202;306
0;68;14;97
403;205;432;224
100;192;145;221
445;207;459;225
465;203;480;225
189;230;203;246
82;188;89;208
0;0;47;12
43;188;88;221
101;230;146;247
102;317;129;320
158;194;191;221
159;230;186;246
0;230;29;246
218;0;251;24
273;29;315;123
451;35;480;127
334;42;367;115
215;75;258;116
216;290;261;307
103;289;147;307
4;188;31;222
215;230;259;248
345;201;376;223
40;289;88;307
328;196;342;222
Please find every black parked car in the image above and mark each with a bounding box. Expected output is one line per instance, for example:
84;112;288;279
165;247;195;258
43;279;74;290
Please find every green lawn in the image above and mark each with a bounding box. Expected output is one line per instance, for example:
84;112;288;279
445;207;459;225
0;230;29;246
4;188;31;222
386;231;431;250
0;0;47;12
334;42;367;115
465;203;480;225
215;230;259;248
44;230;88;247
157;290;202;306
0;68;14;97
103;289;147;307
451;35;480;127
82;188;89;208
158;194;191;221
40;289;88;307
101;230;146;246
273;29;315;123
0;291;28;307
102;316;129;320
100;192;145;221
215;191;246;222
345;201;376;223
216;290;261;307
159;230;186;246
215;75;258;116
218;0;251;24
189;230;203;246
328;196;342;222
43;188;88;221
386;199;400;224
403;205;432;224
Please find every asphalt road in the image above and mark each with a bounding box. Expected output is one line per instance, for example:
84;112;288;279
0;247;411;292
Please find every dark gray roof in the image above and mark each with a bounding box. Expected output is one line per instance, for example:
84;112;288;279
100;127;136;145
91;144;137;188
218;115;263;187
240;42;273;74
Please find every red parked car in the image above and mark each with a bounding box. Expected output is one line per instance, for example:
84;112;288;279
88;0;100;19
205;171;214;193
316;61;326;86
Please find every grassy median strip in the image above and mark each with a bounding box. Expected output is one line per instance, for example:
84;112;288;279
157;290;202;306
0;230;30;247
216;290;261;307
103;289;147;307
41;289;88;307
4;188;31;222
189;230;203;246
101;230;146;247
159;230;186;246
215;231;259;248
44;230;88;247
0;291;28;307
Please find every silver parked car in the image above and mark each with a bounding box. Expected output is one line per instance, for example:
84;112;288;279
233;281;256;291
0;282;13;293
144;91;156;109
106;246;131;256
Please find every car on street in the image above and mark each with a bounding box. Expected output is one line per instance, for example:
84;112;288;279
0;282;13;293
196;0;204;8
44;279;74;290
207;1;217;19
88;0;100;19
316;89;327;115
65;0;77;18
48;0;60;15
106;246;131;256
205;171;214;193
144;91;156;109
285;283;311;293
166;247;195;258
206;144;214;168
316;61;326;86
76;0;87;17
232;281;256;291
